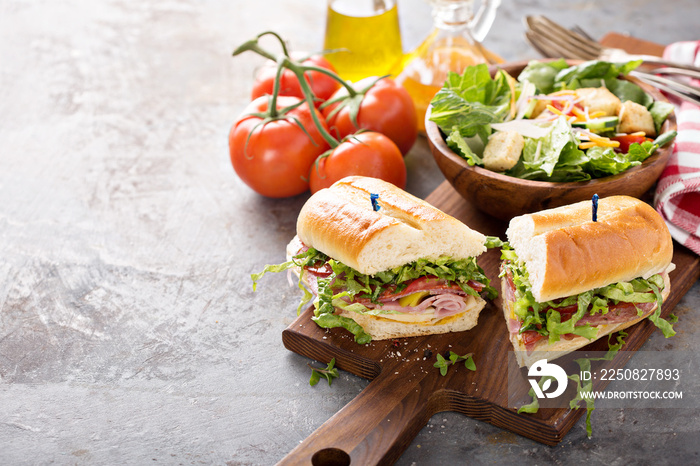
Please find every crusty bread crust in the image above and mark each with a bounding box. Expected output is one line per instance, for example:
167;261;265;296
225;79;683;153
297;176;486;275
502;273;671;368
506;196;673;303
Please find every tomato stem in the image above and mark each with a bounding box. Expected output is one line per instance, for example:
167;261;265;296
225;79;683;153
233;32;358;96
233;31;379;148
267;59;287;119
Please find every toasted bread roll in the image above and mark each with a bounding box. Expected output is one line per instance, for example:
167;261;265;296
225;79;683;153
297;176;486;276
506;195;673;303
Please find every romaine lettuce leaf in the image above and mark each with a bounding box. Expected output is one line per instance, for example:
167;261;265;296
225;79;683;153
446;127;483;166
520;116;581;176
583;146;642;177
429;64;512;144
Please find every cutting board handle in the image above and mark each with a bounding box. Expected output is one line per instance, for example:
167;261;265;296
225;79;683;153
276;366;435;466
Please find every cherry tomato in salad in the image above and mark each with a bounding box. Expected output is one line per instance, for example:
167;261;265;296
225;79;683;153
309;132;406;194
322;77;418;155
611;134;652;153
229;96;331;198
251;53;341;107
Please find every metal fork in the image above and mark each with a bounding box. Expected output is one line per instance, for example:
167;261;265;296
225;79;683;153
524;16;700;105
524;15;700;73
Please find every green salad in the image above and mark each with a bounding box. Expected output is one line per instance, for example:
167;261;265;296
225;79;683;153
429;59;676;182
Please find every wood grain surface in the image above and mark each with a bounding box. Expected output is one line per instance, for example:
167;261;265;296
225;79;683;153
280;181;700;464
277;33;700;465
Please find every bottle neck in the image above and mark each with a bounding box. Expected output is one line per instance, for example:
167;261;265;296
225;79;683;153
431;0;474;31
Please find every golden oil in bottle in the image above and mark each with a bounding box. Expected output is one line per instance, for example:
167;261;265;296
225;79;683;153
323;0;403;83
394;0;502;133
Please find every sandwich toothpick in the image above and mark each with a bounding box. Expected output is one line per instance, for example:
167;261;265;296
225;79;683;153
592;194;599;222
370;193;381;212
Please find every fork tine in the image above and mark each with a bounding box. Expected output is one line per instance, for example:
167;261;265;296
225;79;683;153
527;16;601;60
524;31;564;59
525;16;596;60
571;25;597;43
534;16;603;54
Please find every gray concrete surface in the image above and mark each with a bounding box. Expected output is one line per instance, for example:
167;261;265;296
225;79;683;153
1;0;699;464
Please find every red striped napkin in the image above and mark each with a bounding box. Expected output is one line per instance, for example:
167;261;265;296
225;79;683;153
653;41;700;255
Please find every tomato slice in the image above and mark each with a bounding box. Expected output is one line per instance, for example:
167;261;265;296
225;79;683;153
611;134;652;153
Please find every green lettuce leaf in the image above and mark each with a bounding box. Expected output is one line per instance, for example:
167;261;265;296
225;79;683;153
445;127;483;166
517;58;569;94
312;312;372;344
429;64;512;145
650;102;675;134
501;248;675;341
553;59;642;89
520;116;571;176
583;146;641;177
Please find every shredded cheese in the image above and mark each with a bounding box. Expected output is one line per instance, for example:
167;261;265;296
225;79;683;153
589;133;620;147
506;72;517;121
546;104;565;116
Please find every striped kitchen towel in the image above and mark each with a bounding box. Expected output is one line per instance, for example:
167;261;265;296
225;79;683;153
653;40;700;255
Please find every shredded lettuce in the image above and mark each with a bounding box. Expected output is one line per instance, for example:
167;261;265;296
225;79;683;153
253;248;496;344
501;248;676;340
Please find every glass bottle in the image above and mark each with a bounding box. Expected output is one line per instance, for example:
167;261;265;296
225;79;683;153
323;0;404;83
394;0;502;133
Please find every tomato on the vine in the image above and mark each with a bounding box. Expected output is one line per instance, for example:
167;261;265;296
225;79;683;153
251;53;341;107
229;95;330;198
322;77;418;155
309;132;406;194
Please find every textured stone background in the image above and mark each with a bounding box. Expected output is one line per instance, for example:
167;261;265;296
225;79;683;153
1;0;698;464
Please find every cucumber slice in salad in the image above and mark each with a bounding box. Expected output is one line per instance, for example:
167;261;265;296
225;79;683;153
572;116;619;133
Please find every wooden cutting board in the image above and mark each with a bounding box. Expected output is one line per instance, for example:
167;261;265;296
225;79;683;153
277;33;699;465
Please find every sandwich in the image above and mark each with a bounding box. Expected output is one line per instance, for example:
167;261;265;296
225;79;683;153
253;175;496;344
500;195;676;367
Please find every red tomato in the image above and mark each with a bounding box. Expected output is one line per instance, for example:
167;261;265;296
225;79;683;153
309;132;406;194
251;53;341;106
229;96;331;198
322;77;418;155
611;134;652;153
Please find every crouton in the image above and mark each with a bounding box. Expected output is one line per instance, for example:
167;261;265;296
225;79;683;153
575;87;621;116
617;100;657;137
483;130;524;172
530;99;549;119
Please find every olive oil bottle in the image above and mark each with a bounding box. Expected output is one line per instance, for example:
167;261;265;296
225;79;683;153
323;0;404;83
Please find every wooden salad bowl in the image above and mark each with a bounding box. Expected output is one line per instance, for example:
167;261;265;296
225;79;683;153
426;59;677;221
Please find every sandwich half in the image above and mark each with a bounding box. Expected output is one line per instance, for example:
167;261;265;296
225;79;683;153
501;195;675;367
254;175;496;343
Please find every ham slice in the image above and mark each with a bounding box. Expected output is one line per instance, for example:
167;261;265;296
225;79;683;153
300;257;480;319
360;292;468;318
